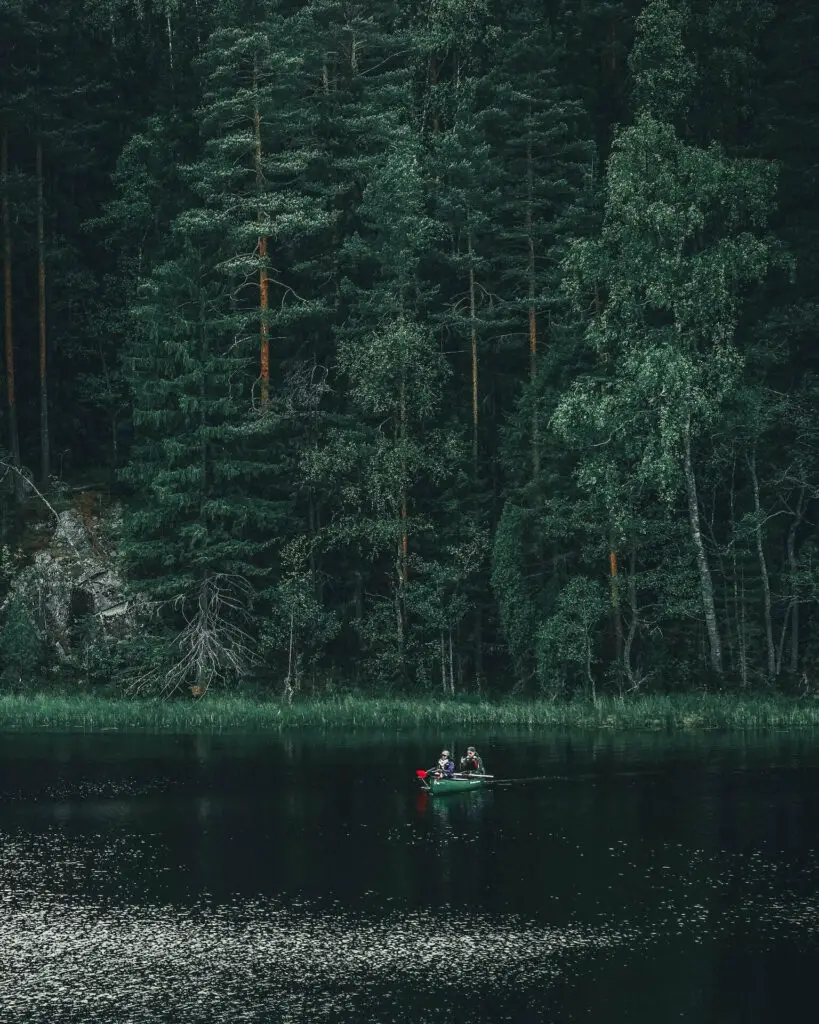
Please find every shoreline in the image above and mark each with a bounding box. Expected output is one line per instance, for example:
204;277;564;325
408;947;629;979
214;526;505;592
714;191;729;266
1;692;819;733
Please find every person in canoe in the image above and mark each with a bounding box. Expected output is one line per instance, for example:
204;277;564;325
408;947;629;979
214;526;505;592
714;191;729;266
459;746;486;775
417;750;455;787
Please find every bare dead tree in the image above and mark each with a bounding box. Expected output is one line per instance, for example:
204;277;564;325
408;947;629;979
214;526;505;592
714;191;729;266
127;573;255;699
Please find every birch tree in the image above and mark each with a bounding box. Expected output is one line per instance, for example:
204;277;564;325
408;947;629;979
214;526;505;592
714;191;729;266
555;0;778;678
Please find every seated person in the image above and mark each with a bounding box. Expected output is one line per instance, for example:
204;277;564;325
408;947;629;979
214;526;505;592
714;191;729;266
459;746;485;774
435;750;455;777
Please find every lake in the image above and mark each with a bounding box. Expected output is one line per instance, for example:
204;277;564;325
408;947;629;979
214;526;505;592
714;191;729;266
1;728;818;1022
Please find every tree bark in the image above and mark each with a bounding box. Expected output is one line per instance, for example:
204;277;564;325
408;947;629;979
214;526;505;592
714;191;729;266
253;58;269;408
474;604;483;691
786;487;805;675
747;450;775;677
526;137;539;479
623;549;638;690
399;370;408;585
400;495;408;583
199;289;208;494
738;566;748;687
468;230;478;472
36;139;50;485
468;229;483;691
1;128;20;475
609;548;623;665
429;57;439;133
728;456;747;685
165;11;174;73
354;568;363;622
683;418;722;674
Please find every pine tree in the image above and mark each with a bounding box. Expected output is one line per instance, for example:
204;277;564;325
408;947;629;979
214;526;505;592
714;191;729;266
120;228;279;692
307;118;466;688
487;2;599;689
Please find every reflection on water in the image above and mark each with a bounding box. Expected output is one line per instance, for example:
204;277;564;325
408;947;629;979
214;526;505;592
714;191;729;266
414;786;494;826
1;728;819;1022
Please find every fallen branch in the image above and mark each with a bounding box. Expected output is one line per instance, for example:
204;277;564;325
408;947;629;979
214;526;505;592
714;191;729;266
0;458;82;560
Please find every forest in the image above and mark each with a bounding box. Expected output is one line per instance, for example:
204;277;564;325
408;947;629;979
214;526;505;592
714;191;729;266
0;0;817;700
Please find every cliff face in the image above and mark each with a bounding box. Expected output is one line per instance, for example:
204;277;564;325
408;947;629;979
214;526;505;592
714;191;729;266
0;495;134;686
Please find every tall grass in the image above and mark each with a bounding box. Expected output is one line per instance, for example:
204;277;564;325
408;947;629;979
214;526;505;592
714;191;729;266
1;692;819;732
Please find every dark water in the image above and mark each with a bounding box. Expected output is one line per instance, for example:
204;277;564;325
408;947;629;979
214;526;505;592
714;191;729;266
2;728;819;1022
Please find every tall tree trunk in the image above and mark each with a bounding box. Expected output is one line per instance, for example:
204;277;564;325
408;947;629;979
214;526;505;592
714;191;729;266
526;136;539;479
199;289;208;493
354;568;363;622
468;229;483;690
683;418;722;674
468;230;478;472
586;633;595;701
192;0;201;49
400;495;408;583
253;59;269;408
429;57;440;133
36;140;50;485
1;128;20;476
166;11;174;73
609;548;623;666
728;457;746;685
449;628;455;695
747;450;775;677
738;565;748;687
399;371;408;586
396;364;408;671
786;488;805;675
623;549;638;690
474;605;483;691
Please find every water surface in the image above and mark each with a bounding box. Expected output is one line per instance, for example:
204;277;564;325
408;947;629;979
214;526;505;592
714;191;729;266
2;728;818;1021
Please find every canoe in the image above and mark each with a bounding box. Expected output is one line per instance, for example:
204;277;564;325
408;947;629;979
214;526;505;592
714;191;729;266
425;774;492;795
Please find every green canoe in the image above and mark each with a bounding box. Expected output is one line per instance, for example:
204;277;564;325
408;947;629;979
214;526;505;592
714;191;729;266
426;774;493;795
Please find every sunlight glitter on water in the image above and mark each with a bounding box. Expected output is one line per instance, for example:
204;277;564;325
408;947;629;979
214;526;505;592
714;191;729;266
3;730;819;1023
0;891;635;1023
3;819;819;1022
2;833;817;1024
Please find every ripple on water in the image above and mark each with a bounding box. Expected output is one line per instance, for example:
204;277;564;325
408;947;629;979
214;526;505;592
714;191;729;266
2;776;175;802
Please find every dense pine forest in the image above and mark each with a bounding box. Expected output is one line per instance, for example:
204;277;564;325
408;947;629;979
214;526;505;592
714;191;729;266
0;0;817;700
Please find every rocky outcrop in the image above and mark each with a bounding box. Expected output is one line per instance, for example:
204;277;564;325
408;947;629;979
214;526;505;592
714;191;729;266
1;502;133;666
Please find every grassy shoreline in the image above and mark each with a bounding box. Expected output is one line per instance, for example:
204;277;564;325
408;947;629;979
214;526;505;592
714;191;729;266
1;692;819;733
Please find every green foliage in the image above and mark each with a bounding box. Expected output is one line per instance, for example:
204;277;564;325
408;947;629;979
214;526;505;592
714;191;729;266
490;503;540;685
260;537;340;691
629;0;695;121
0;596;46;692
536;576;607;697
4;691;819;732
2;0;818;698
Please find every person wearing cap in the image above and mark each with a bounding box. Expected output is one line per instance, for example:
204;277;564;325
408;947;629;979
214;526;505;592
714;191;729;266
459;746;485;775
436;750;455;777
